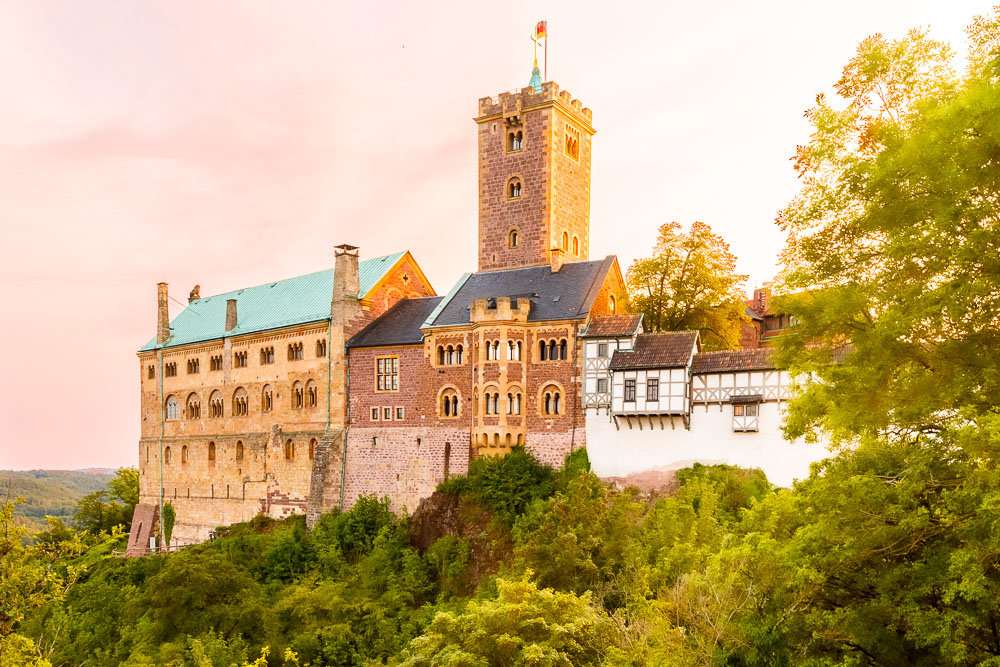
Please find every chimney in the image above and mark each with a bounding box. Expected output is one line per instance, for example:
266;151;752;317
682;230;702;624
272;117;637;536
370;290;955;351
332;244;361;324
156;282;170;344
225;299;238;332
189;285;201;303
550;247;565;273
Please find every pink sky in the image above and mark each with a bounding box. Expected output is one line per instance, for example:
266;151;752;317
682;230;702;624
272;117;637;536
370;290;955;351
0;1;988;470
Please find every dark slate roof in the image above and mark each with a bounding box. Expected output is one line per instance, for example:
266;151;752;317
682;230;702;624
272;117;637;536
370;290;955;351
426;257;616;327
609;331;699;371
745;305;764;321
691;348;776;374
730;393;764;404
347;297;443;348
580;313;643;338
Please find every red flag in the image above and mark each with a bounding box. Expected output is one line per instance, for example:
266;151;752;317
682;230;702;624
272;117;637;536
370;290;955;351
536;21;547;39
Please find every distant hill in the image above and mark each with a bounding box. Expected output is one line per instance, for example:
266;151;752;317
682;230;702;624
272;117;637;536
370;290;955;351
2;469;115;534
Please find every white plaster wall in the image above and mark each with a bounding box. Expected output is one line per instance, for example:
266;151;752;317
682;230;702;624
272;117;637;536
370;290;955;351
586;402;829;487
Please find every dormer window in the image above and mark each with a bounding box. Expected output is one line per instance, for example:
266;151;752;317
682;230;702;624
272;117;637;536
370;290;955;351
507;177;522;200
507;130;523;152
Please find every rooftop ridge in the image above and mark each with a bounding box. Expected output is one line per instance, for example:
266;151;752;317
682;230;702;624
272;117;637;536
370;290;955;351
191;251;406;303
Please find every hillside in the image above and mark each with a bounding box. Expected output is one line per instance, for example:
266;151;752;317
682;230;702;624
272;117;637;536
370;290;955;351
2;469;115;533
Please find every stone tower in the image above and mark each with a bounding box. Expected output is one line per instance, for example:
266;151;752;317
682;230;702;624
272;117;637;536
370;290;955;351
476;62;595;272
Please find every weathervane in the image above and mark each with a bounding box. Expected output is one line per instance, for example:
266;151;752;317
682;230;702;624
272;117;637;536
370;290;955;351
531;20;548;80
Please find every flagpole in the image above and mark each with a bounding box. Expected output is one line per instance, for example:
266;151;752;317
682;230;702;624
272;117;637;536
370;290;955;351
544;30;547;80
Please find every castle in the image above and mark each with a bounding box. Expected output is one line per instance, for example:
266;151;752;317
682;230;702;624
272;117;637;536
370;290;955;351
129;61;825;552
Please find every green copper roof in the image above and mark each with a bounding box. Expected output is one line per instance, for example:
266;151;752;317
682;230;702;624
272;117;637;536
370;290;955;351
139;251;406;352
528;59;543;94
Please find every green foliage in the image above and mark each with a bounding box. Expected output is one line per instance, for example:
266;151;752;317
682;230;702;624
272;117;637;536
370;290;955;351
776;7;1000;444
162;502;176;547
313;495;395;562
460;448;556;524
73;467;140;535
398;577;619;666
626;220;749;350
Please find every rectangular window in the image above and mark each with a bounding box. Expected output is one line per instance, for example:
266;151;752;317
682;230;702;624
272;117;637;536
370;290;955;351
376;356;399;391
624;379;636;402
383;407;392;421
396;407;404;420
598;343;608;358
371;407;379;421
597;378;608;393
745;403;758;416
647;378;659;401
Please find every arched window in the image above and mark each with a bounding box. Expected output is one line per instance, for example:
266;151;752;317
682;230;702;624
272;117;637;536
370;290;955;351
309;438;317;460
506;393;514;415
539;340;548;361
316;339;327;357
508;229;519;248
508;177;522;200
438;346;445;365
208;441;216;461
560;339;568;360
447;345;455;365
164;446;171;464
165;396;179;420
456;345;464;364
508;130;523;152
284;439;294;460
233;387;248;416
181;445;188;464
573;236;579;256
306;380;318;408
516;341;522;360
292;381;304;409
186;393;201;419
261;384;273;413
210;390;223;418
514;392;522;415
549;340;557;360
440;388;460;418
609;295;616;314
236;441;244;461
562;231;569;250
541;385;562;416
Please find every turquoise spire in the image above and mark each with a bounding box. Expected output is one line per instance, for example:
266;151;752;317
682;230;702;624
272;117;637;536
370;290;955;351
528;57;542;93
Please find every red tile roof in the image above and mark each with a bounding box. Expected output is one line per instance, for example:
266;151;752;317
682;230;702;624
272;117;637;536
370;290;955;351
609;331;699;370
691;348;776;373
580;313;643;338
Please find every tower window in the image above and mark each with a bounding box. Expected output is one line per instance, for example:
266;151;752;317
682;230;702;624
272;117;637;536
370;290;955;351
507;130;523;152
508;229;519;248
164;362;177;378
573;236;579;256
565;124;580;160
147;365;155;379
507;177;522;200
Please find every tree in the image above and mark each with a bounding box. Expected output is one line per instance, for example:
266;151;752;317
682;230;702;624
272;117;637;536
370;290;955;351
73;467;139;535
398;577;620;666
626;221;748;350
775;10;1000;444
0;498;86;664
161;502;175;548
